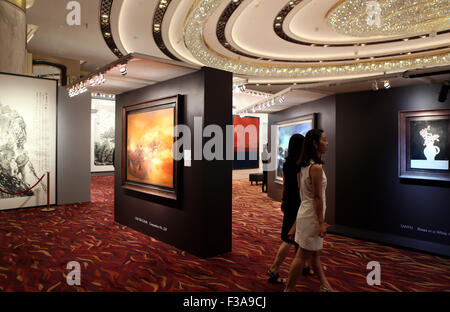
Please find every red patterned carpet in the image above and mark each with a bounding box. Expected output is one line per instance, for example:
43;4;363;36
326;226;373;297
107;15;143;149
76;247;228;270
0;176;449;292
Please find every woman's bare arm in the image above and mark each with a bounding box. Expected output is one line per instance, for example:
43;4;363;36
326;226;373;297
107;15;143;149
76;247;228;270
281;172;287;213
288;171;302;237
310;164;326;237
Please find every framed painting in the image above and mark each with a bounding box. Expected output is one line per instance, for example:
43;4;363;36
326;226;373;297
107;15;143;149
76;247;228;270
121;95;182;200
399;109;450;182
274;113;317;184
233;115;260;170
0;72;57;211
91;98;115;172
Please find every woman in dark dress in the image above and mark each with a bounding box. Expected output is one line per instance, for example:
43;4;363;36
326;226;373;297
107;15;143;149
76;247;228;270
268;134;312;284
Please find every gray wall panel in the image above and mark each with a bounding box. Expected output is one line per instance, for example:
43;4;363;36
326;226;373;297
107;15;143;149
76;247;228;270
57;87;91;204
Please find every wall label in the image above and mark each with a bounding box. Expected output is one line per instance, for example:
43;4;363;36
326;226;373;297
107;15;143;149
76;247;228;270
135;216;168;232
400;224;448;238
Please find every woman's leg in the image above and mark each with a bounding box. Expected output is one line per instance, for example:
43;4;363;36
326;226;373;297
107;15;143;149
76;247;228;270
284;248;310;292
312;251;333;291
269;242;291;274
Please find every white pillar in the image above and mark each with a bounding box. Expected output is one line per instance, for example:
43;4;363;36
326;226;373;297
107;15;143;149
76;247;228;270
0;0;26;74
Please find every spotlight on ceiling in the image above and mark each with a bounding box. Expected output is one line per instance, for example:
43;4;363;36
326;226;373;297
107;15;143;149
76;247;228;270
239;84;246;92
438;81;449;103
383;80;390;89
120;64;127;76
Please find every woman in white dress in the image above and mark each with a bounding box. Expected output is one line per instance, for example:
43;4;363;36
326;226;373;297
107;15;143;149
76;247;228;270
284;129;334;292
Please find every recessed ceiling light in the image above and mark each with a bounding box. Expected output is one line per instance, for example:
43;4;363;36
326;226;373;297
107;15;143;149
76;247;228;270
120;64;127;76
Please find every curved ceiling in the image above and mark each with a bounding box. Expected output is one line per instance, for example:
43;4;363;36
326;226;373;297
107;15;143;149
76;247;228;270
27;0;450;83
26;0;118;71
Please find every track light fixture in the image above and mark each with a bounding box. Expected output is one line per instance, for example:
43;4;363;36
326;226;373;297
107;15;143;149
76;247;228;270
383;80;390;89
235;87;291;114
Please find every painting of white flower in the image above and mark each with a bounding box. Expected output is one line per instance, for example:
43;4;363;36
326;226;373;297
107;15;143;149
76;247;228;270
410;120;449;170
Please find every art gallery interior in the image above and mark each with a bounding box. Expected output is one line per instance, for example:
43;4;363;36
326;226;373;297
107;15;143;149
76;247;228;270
0;0;449;293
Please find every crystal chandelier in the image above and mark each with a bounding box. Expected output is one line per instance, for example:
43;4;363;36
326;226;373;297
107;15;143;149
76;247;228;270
327;0;450;37
183;0;450;78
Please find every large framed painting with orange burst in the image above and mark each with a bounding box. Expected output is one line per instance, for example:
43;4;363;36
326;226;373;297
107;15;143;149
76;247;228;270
121;95;182;199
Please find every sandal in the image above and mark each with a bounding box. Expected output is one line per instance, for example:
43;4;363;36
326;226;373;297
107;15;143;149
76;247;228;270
319;284;334;292
302;266;314;276
267;269;286;284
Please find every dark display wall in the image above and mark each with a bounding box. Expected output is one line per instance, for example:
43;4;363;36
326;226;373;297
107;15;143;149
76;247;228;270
267;96;336;225
332;83;450;256
57;87;91;205
114;68;232;258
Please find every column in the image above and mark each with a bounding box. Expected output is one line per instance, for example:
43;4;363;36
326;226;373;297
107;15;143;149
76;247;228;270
0;0;26;74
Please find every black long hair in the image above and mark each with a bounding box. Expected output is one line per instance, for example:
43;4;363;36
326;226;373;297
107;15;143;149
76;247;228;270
285;133;305;165
299;129;324;167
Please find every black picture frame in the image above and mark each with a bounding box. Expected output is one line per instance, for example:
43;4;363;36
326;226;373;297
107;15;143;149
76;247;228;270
274;113;317;184
121;95;182;200
399;109;450;182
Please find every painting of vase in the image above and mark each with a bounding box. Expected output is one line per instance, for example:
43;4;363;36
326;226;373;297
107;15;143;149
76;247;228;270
423;143;440;161
410;121;449;170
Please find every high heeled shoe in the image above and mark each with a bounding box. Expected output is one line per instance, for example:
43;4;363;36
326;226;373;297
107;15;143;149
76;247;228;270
267;269;286;284
319;284;334;292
